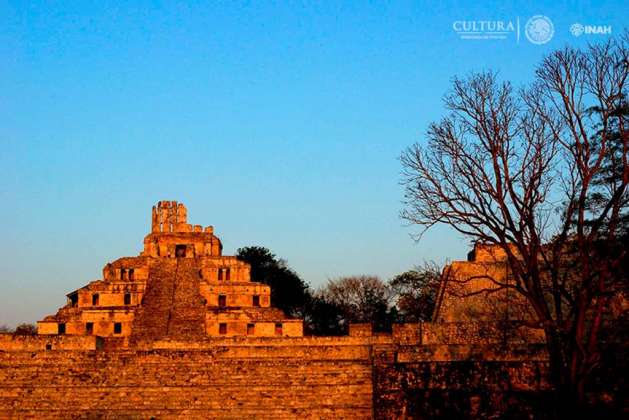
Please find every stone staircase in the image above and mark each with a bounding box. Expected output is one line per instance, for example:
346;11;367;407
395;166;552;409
166;258;207;340
130;258;207;344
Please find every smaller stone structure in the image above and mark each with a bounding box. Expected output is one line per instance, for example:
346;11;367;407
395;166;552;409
433;243;533;323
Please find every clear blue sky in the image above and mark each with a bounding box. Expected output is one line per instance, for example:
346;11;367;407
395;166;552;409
1;1;626;326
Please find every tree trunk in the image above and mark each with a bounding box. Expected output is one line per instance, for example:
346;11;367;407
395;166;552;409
545;327;589;418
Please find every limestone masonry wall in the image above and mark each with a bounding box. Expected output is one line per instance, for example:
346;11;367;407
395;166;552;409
0;325;550;419
0;347;374;419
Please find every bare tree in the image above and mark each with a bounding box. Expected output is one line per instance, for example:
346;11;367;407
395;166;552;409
401;33;628;412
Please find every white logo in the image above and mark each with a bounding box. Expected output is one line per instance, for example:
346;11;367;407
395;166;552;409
525;15;554;44
570;23;612;37
452;20;517;40
570;23;584;37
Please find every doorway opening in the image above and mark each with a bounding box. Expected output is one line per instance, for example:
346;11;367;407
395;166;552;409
175;245;187;258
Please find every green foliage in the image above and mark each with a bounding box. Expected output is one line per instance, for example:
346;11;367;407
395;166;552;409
303;296;346;336
236;246;310;318
13;323;37;335
390;262;442;322
236;247;443;336
581;100;629;237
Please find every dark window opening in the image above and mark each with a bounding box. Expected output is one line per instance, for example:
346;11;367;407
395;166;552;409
92;293;99;306
128;268;134;281
247;323;255;335
113;322;122;334
45;343;52;350
252;295;260;307
124;293;131;305
120;268;126;280
58;323;66;335
175;245;186;258
225;268;231;281
219;323;227;335
218;295;227;307
275;323;283;336
218;268;223;281
86;322;94;335
69;293;78;307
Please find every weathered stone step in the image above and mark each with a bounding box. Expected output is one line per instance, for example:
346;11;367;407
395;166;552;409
130;258;207;344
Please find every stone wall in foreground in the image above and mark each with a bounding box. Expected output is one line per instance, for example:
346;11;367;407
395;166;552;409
0;323;551;419
0;348;374;419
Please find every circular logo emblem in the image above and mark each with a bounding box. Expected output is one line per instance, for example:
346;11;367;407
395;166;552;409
525;15;554;44
570;23;584;37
